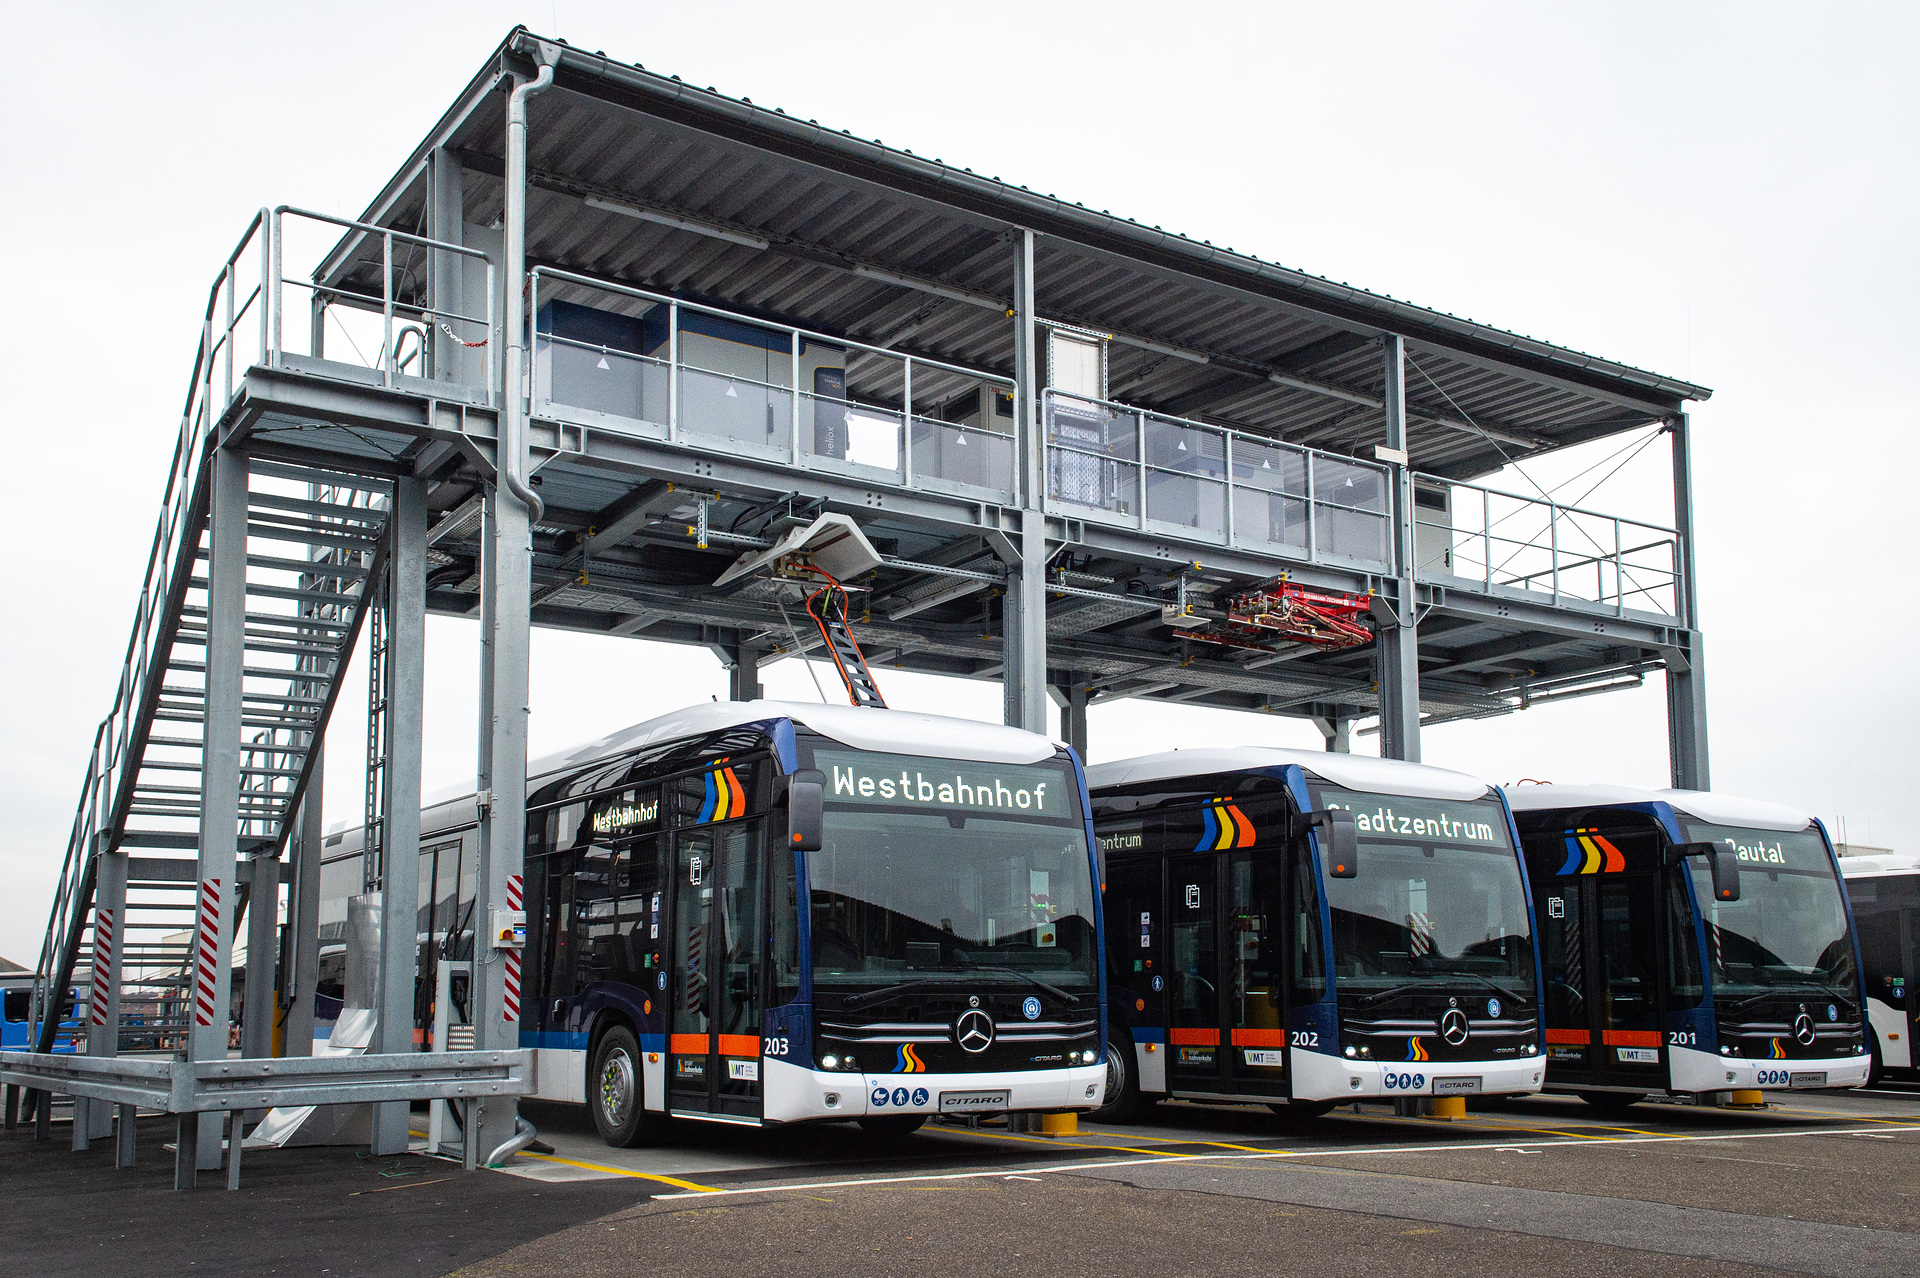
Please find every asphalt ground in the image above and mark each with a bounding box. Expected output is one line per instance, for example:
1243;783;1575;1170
6;1089;1916;1277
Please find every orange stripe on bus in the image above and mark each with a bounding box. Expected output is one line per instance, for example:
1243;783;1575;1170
1169;1027;1220;1046
669;1034;707;1055
726;768;745;816
1602;1030;1662;1047
717;1034;761;1058
1230;1028;1287;1047
1544;1028;1591;1044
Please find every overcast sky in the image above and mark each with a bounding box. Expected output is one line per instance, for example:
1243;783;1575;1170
1;2;1914;962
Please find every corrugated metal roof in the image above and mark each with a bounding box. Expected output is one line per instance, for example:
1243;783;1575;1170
330;27;1709;480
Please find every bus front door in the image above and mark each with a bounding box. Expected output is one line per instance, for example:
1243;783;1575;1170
1167;855;1225;1090
669;823;767;1119
1541;869;1666;1091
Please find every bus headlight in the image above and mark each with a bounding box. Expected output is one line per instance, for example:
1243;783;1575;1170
821;1055;839;1070
1083;1049;1099;1063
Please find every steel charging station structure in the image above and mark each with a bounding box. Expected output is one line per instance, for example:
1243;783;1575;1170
3;28;1712;1187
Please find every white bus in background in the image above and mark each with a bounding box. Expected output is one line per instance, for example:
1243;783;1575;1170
1839;853;1920;1081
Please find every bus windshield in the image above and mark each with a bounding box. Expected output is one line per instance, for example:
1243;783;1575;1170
1310;786;1534;997
1680;820;1855;1002
805;749;1097;993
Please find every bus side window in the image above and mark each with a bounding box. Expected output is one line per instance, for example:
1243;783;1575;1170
3;989;27;1023
771;843;800;1007
1292;850;1327;1001
1667;868;1705;1007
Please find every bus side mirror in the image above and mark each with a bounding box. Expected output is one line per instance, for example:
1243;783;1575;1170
1305;809;1358;878
788;769;825;852
1674;841;1740;902
1708;846;1742;902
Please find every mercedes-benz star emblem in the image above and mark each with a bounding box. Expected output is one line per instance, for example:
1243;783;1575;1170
954;1008;997;1054
1439;1008;1470;1047
1793;1012;1817;1047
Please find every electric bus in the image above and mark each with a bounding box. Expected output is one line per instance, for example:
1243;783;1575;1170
1506;784;1870;1107
1838;853;1920;1081
318;699;1106;1145
1089;748;1544;1119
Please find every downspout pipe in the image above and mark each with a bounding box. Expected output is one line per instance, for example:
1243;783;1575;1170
501;55;554;524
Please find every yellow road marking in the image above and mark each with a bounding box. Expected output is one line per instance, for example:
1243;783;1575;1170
927;1126;1188;1158
513;1151;718;1191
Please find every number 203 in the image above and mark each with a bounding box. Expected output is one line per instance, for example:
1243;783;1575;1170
764;1037;790;1057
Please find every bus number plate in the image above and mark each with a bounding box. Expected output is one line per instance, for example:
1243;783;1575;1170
939;1089;1010;1113
1789;1071;1827;1087
1432;1076;1482;1095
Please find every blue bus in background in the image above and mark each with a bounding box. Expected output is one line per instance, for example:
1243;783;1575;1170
0;974;83;1054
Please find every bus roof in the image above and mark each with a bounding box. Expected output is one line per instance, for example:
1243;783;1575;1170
1503;783;1814;832
1838;853;1920;878
1085;748;1493;801
529;699;1063;778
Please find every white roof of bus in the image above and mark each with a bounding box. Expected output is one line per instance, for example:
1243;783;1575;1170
530;699;1062;776
1502;783;1814;832
1838;853;1920;878
1085;748;1493;801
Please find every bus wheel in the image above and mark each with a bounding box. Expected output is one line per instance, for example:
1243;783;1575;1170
1267;1099;1337;1120
1580;1091;1645;1113
858;1114;927;1137
1091;1034;1142;1123
591;1026;666;1148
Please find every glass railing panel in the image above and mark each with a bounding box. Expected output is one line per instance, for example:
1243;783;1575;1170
678;365;793;455
1047;396;1139;462
1233;438;1307;496
1143;414;1225;477
1146;468;1226;538
800;393;902;476
1311;455;1388;514
914;417;1014;494
537;335;668;424
1314;503;1390;567
1233;490;1309;553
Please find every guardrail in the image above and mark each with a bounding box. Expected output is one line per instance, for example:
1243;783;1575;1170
1043;390;1395;572
1414;474;1683;622
528;266;1020;502
0;1048;532;1113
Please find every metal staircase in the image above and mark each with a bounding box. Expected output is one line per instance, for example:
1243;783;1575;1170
32;299;389;1061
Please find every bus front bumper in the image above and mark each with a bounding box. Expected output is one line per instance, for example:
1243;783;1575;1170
762;1058;1106;1124
1292;1048;1545;1102
1668;1045;1871;1094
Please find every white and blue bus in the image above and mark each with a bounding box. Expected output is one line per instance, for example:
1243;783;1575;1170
320;700;1106;1144
1838;853;1920;1082
1089;749;1544;1118
1507;784;1871;1107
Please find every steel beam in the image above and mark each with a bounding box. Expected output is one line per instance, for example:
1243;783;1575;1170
729;640;764;702
82;851;126;1142
373;477;428;1154
1377;335;1421;762
187;445;249;1176
1004;230;1048;732
239;852;277;1066
1666;413;1709;789
283;789;323;1057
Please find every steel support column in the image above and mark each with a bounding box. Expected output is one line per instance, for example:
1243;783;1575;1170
239;852;278;1064
1053;679;1090;763
426;146;468;387
1005;228;1048;733
184;445;248;1183
81;851;126;1142
283;787;323;1057
372;477;428;1154
729;641;763;702
1666;411;1709;789
1377;335;1421;762
1315;717;1352;754
468;52;550;1162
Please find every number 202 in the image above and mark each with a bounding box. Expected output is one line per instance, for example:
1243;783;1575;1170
1289;1030;1319;1047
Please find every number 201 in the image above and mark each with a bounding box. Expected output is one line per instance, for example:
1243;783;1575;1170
1289;1030;1319;1047
1667;1030;1696;1047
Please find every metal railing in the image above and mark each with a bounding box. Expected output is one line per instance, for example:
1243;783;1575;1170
271;206;497;397
1413;474;1684;621
1042;390;1395;572
528;266;1019;500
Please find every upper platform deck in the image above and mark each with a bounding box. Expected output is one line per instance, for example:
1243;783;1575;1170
203;28;1707;731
